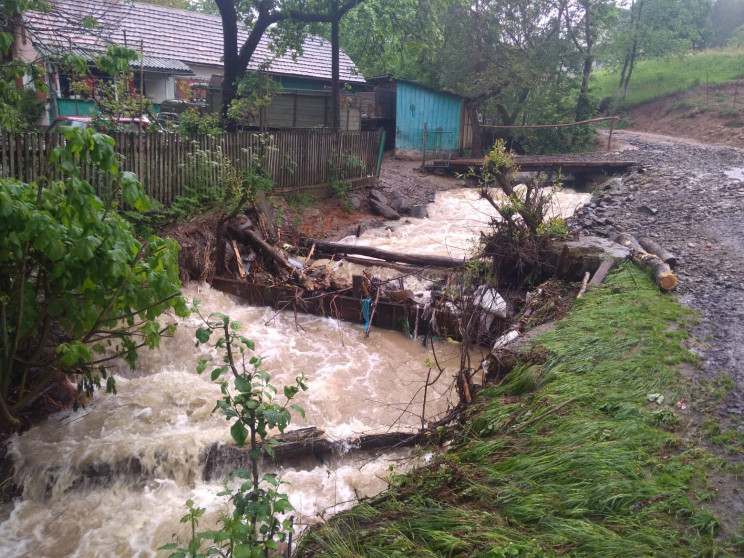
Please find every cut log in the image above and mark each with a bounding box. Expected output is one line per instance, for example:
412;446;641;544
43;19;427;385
638;236;677;268
609;231;643;252
610;232;677;291
299;238;466;269
202;427;421;480
633;250;678;291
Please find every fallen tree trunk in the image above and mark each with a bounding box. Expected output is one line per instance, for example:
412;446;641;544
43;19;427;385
638;236;677;268
202;427;421;480
233;228;293;272
610;232;677;291
299;238;467;269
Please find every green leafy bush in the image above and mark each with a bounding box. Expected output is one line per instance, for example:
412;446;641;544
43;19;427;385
0;126;188;426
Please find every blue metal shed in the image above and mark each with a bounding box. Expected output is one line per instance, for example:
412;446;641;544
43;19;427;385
395;80;464;152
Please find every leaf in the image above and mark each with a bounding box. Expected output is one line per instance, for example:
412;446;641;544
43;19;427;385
290;404;306;419
196;357;212;375
195;327;212;344
239;336;255;350
211;366;227;381
235;375;252;393
231;421;248;447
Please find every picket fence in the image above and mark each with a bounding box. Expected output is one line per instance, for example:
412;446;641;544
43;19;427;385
0;130;384;204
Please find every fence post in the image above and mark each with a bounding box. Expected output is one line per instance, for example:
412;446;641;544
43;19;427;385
376;131;386;176
607;117;616;151
421;122;427;170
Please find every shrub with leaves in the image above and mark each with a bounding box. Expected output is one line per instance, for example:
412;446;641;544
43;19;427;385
469;140;568;285
0;126;188;426
161;309;306;557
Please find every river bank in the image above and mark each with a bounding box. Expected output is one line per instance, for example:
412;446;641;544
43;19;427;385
297;263;744;556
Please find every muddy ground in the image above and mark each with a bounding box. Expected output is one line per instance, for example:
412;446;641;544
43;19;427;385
627;81;744;150
286;155;457;241
569;130;744;425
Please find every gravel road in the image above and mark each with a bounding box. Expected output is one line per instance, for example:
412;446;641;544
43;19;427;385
570;131;744;425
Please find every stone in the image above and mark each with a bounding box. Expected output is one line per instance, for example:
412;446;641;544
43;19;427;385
369;189;387;205
410;204;429;219
390;197;412;213
349;195;363;210
601;177;623;190
369;199;401;220
551;236;631;280
226;215;253;236
639;205;658;215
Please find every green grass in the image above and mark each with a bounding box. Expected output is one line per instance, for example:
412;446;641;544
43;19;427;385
297;263;743;557
593;48;744;109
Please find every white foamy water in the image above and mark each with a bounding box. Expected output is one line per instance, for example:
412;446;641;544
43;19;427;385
320;187;590;291
1;184;588;557
1;285;468;557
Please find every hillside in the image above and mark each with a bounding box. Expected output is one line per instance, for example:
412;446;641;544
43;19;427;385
623;81;744;149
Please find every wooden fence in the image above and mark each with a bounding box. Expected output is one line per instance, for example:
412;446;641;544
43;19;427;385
0;130;383;204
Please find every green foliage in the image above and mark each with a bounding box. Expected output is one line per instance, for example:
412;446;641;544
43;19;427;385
286;192;317;209
0;0;52;131
175;108;222;136
328;151;365;209
475;140;563;238
126;137;274;235
593;48;744;109
338;0;446;81
227;70;283;126
0;126;188;425
162;309;306;557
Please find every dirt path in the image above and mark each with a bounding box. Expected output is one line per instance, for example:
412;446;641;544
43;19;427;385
573;130;744;425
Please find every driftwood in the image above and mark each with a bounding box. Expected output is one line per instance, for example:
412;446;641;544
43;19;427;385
202;427;421;481
231;228;293;272
231;240;247;279
300;238;466;269
610;232;677;291
638;236;677;268
588;259;616;286
576;272;590;298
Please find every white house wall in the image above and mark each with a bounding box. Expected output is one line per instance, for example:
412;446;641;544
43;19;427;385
186;64;221;81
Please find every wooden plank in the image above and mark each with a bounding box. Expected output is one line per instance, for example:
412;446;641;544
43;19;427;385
8;134;15;180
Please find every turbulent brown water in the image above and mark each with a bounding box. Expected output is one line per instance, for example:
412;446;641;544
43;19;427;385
0;186;589;557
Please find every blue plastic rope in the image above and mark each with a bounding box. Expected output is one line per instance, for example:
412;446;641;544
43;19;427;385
361;297;372;332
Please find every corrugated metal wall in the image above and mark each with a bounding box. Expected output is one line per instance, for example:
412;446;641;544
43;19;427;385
395;81;462;151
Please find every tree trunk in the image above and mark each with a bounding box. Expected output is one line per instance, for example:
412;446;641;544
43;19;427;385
299;238;467;269
468;102;482;158
637;236;677;268
579;0;593;98
610;232;677;291
621;0;644;101
331;1;341;131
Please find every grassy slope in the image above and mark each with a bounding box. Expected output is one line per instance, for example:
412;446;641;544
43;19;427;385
297;264;743;557
594;49;744;109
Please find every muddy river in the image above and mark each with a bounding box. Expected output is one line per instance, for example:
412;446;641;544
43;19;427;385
0;186;589;557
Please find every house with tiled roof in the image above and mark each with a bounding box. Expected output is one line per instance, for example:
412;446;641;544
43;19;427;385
18;0;366;126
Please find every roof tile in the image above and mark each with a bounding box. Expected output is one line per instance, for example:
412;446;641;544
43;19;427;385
26;0;365;83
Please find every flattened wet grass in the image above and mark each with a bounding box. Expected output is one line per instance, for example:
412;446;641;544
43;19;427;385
297;263;742;557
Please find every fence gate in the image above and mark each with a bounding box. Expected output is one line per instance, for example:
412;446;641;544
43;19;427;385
421;123;455;168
